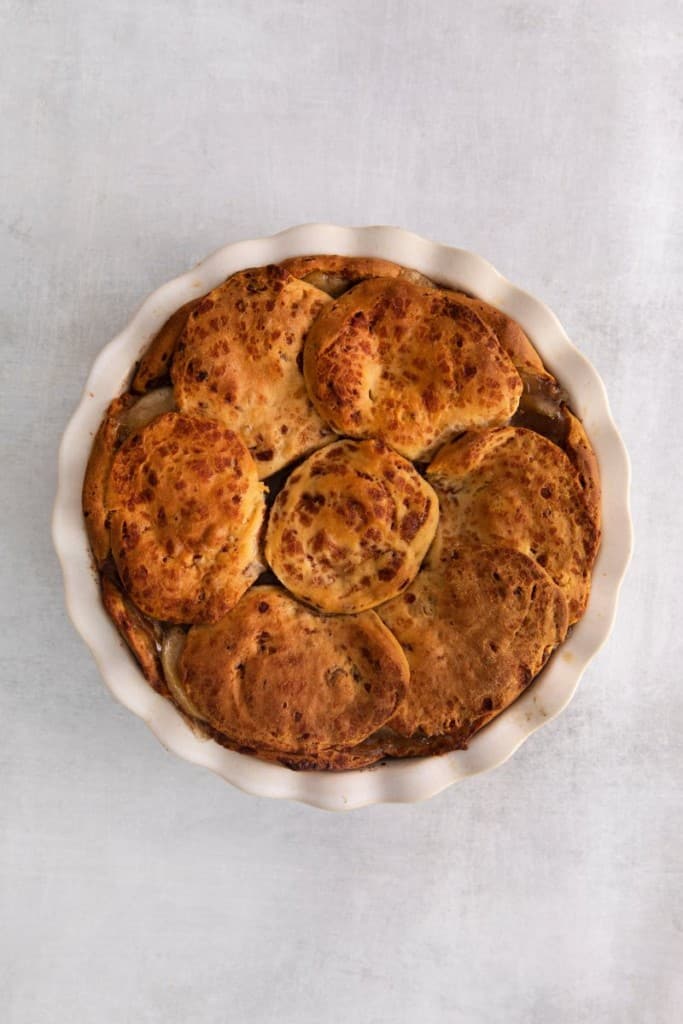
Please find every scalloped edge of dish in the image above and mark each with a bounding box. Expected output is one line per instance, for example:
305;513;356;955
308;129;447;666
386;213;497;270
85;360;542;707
52;224;632;810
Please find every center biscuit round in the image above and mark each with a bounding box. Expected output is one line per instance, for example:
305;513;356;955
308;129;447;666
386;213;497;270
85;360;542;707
264;438;439;614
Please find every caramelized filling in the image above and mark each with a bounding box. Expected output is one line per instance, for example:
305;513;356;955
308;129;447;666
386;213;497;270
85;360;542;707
511;369;570;448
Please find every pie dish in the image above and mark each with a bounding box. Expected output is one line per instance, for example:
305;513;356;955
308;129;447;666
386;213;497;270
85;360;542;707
53;225;631;810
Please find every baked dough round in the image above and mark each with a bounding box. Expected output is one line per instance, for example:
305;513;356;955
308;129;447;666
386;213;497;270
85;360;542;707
378;545;568;739
427;427;600;623
82;388;176;566
172;265;334;477
510;368;601;529
175;587;408;755
108;412;265;623
265;438;438;613
303;277;522;460
280;254;433;297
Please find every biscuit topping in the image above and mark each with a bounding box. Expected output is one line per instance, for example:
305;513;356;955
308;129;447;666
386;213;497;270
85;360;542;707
107;412;265;623
84;255;600;770
303;277;523;459
265;439;438;613
172;265;334;476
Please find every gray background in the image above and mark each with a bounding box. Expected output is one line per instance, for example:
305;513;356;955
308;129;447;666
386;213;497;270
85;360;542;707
2;1;682;1021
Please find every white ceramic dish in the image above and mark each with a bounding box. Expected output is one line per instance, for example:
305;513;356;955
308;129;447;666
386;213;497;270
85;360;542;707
53;224;632;811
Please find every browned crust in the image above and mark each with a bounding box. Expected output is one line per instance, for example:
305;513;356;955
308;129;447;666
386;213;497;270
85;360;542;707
304;278;523;460
108;412;265;624
450;292;544;371
172;265;334;476
166;693;471;769
205;724;387;771
101;574;167;694
160;633;391;770
428;428;600;624
280;254;434;296
378;546;569;739
82;394;137;566
509;370;601;529
186;711;466;770
264;439;439;614
131;297;201;393
177;587;408;753
173;712;466;769
360;726;472;760
563;409;601;530
178;712;475;768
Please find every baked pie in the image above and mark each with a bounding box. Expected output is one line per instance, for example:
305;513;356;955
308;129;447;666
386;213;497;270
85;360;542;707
83;254;600;769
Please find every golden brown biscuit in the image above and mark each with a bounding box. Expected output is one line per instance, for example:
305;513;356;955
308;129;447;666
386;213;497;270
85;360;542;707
174;587;409;755
427;427;600;623
378;546;568;739
172;265;334;476
132;297;202;393
83;389;177;566
280;254;434;297
265;439;439;613
450;293;544;371
510;368;601;528
101;574;167;694
108;412;265;624
161;625;393;769
304;278;522;460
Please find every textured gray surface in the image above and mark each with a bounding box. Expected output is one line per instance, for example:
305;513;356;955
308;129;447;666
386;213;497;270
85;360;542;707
2;1;682;1021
